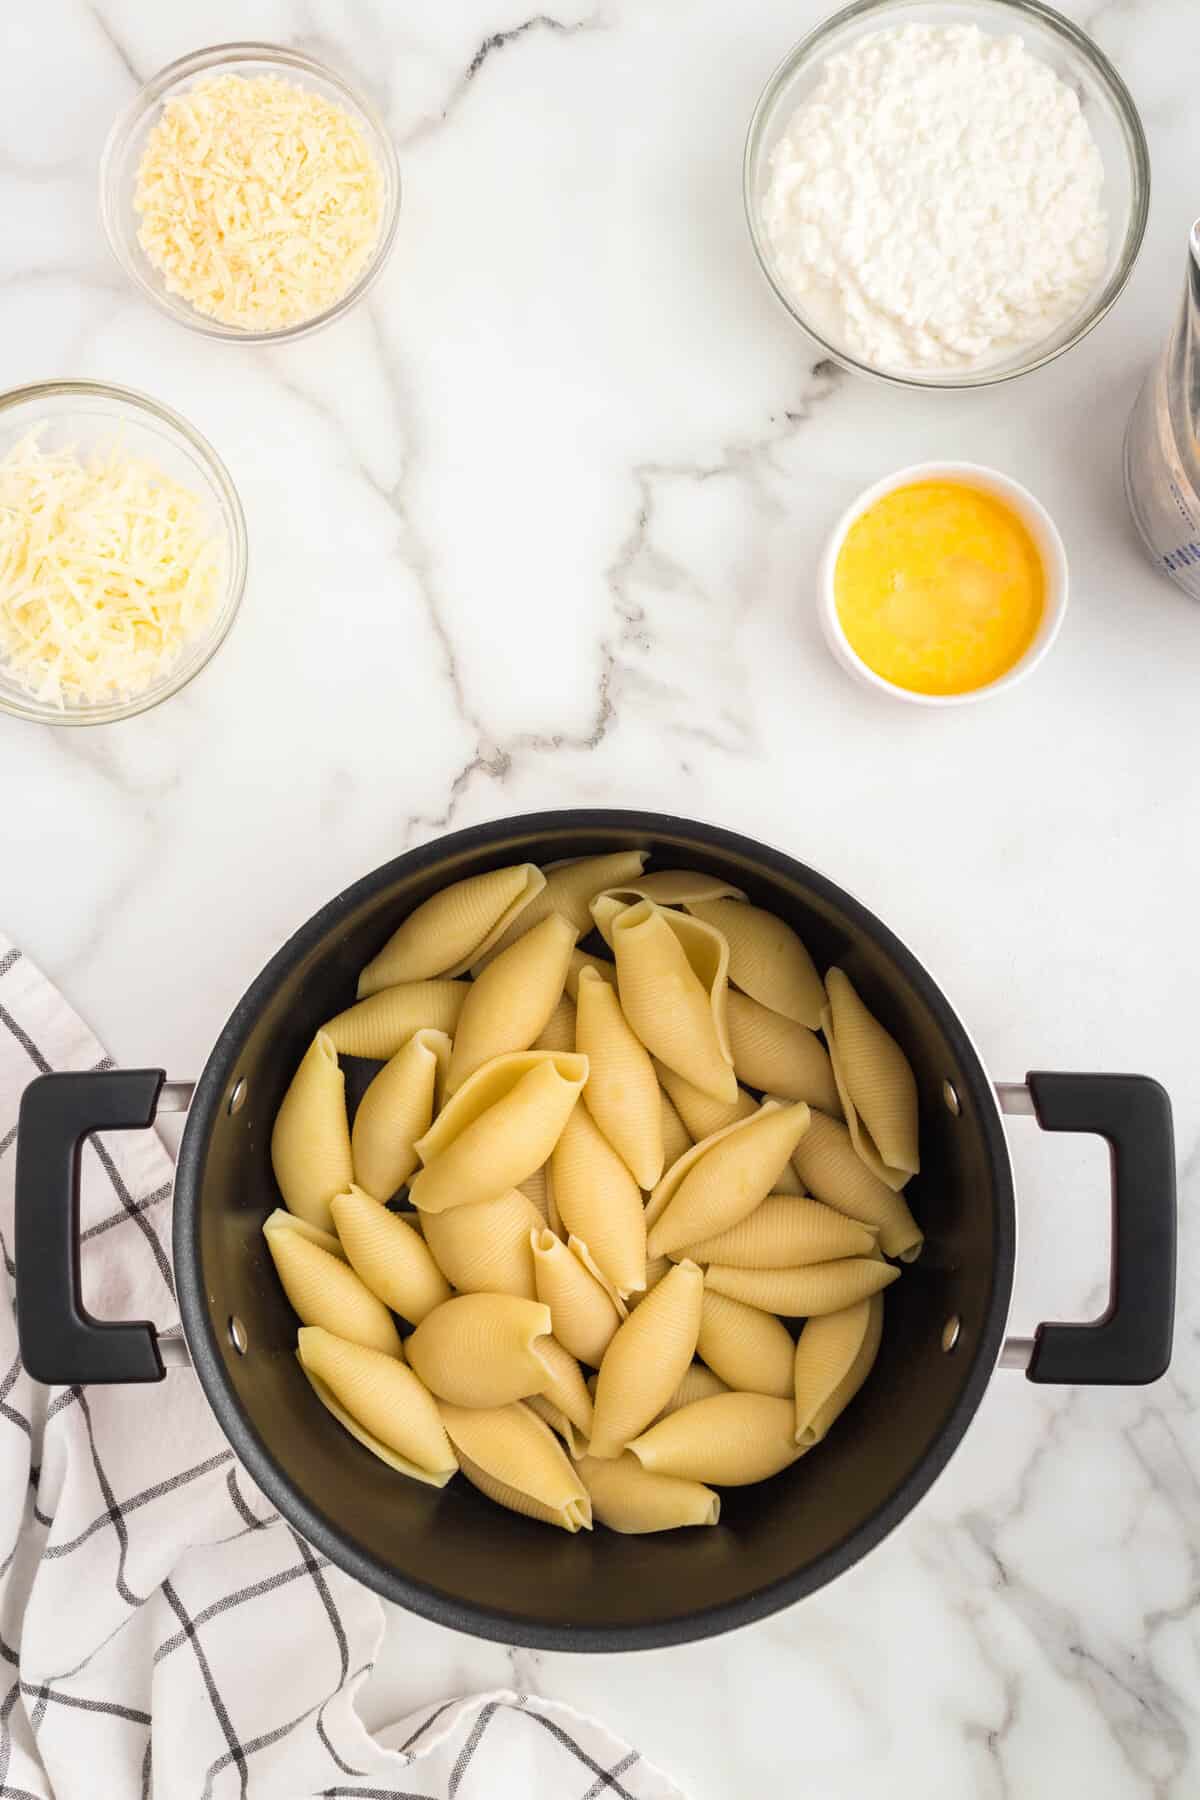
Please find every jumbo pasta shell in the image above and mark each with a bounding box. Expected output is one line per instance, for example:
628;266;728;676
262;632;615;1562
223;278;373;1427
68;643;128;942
550;1096;647;1297
654;1063;758;1145
323;982;467;1059
406;1294;553;1408
263;1213;402;1356
270;1031;353;1234
578;1453;720;1533
725;990;840;1113
477;852;648;967
532;1334;595;1439
825;970;920;1179
439;1401;592;1531
446;913;578;1094
790;1110;923;1261
576;966;664;1188
350;1028;451;1199
704;1258;899;1317
330;1186;451;1324
564;949;617;1001
609;901;736;1104
533;993;577;1053
629;1392;803;1486
680;1194;876;1268
420;1187;542;1300
588;1260;704;1460
645;1100;811;1259
356;864;546;992
685;898;825;1028
409;1051;588;1214
531;1228;624;1366
793;1293;884;1446
657;1360;729;1419
696;1289;794;1399
297;1327;456;1481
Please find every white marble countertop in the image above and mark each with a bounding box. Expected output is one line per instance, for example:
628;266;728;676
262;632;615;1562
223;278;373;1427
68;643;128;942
3;1;1198;1793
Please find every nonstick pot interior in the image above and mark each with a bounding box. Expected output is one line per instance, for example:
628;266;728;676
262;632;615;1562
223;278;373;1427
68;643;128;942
175;813;1015;1649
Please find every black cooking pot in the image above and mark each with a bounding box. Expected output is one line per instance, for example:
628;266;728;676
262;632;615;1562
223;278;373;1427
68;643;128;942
14;812;1176;1651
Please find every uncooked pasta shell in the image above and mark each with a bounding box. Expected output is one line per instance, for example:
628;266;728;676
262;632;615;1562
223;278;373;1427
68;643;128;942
357;864;545;992
725;990;840;1113
704;1258;900;1317
685;898;825;1028
645;1100;811;1259
439;1400;592;1531
609;901;736;1104
532;1334;595;1439
531;1228;624;1366
297;1327;457;1480
409;1051;588;1214
262;1207;346;1262
420;1187;542;1300
550;1100;647;1297
578;1453;720;1532
264;1214;402;1356
793;1293;884;1446
350;1028;451;1200
301;1369;456;1488
659;1088;692;1168
270;1031;353;1234
657;1360;729;1419
330;1185;451;1323
446;913;577;1095
588;1260;704;1459
323;981;467;1059
654;1063;758;1145
680;1194;876;1268
790;1110;923;1261
629;1392;804;1486
526;1394;588;1459
576;966;664;1189
696;1289;795;1399
825;970;920;1178
406;1294;553;1407
478;851;648;966
564;949;617;1001
533;993;577;1053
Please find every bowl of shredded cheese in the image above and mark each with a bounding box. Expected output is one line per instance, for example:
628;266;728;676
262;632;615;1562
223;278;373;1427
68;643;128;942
0;381;247;724
100;42;399;342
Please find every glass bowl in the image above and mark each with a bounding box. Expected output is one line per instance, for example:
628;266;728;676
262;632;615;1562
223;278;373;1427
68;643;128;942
99;42;400;343
0;381;247;726
744;0;1150;389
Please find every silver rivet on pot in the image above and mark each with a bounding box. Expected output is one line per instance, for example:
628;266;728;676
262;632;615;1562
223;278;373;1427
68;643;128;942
941;1315;962;1353
942;1079;961;1116
228;1078;247;1116
228;1315;248;1355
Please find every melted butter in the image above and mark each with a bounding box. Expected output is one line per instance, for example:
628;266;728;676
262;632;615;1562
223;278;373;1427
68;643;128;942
834;480;1045;696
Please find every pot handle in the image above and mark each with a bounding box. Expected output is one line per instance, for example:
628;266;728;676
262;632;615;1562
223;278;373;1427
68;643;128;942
998;1072;1176;1385
15;1069;192;1385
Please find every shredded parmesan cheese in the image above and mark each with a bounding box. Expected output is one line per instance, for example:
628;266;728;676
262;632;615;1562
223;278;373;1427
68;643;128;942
0;432;225;709
133;72;385;332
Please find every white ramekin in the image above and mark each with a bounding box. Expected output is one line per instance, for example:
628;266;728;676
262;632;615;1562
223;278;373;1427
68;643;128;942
817;460;1069;707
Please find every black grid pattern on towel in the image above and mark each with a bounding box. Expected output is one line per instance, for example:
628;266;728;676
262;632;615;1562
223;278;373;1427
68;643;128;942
0;945;657;1798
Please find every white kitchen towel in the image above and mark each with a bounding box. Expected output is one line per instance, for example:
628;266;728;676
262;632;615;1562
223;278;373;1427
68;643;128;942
0;937;683;1800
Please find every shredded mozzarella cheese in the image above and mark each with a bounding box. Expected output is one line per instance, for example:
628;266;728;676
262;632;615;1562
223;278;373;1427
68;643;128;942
133;72;384;332
0;432;225;709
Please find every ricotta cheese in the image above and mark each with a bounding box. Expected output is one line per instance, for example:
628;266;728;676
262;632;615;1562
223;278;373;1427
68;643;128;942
760;25;1108;373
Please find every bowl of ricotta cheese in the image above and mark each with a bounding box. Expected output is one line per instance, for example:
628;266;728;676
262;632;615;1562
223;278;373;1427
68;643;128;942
744;0;1149;387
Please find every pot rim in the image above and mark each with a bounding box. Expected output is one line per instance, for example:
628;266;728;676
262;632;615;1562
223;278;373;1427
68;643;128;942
174;809;1016;1651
